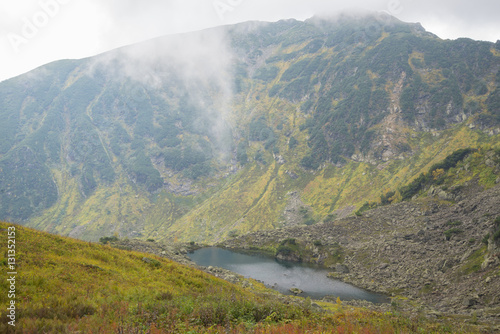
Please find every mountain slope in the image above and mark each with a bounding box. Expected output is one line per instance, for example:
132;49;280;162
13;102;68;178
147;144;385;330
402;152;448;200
218;149;500;322
3;222;487;333
0;221;310;333
0;13;499;242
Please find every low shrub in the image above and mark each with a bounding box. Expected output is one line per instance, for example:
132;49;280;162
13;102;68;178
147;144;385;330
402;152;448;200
99;235;119;244
444;228;463;240
446;220;462;226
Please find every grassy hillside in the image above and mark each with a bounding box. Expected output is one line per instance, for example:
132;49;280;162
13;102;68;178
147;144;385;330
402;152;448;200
0;222;484;333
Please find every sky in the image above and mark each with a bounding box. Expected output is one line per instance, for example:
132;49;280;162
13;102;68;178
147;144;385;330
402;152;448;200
1;0;499;83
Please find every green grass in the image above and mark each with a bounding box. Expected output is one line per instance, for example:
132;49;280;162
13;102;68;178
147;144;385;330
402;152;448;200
0;221;483;333
460;246;488;275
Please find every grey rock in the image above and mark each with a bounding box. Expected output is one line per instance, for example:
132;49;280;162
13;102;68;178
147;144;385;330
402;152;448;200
332;264;350;273
463;298;478;308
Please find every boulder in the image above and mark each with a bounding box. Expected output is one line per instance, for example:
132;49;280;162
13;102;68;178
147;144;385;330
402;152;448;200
379;263;389;270
290;288;303;295
463;298;479;308
335;264;350;274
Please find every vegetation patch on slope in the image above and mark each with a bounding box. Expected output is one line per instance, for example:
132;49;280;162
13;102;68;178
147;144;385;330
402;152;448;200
0;222;484;333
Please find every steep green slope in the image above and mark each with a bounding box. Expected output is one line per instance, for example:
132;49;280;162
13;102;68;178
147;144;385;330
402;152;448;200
0;13;499;242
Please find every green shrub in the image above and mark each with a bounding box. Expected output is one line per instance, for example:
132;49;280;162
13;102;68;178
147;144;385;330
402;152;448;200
429;148;475;172
304;218;316;226
446;220;462;226
276;244;293;256
288;136;298;149
300;154;319;170
254;66;280;81
444;228;463;240
493;229;500;242
99;236;119;244
380;191;396;205
355;202;377;216
399;148;476;201
237;141;248;165
148;259;162;269
280;238;296;245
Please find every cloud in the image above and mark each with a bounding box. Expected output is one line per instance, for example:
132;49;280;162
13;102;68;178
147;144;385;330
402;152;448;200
86;25;236;153
390;0;500;41
89;26;234;99
1;0;499;83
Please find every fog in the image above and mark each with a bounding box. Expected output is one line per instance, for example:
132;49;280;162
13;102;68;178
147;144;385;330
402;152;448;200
86;26;237;155
1;1;499;83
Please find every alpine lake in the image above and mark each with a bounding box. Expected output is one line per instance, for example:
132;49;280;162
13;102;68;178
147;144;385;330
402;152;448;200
188;247;389;303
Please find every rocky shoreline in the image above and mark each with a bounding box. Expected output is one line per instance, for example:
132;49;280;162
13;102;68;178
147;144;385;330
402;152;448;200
218;181;500;325
106;182;500;328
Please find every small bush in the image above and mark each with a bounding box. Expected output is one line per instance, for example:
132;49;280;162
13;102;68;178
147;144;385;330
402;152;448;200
280;238;296;245
446;220;462;226
355;202;377;216
304;218;316;226
156;291;174;301
444;228;463;240
492;217;500;242
493;230;500;242
149;259;162;268
380;191;396;205
288;136;298;149
99;236;119;244
276;244;293;256
276;238;298;257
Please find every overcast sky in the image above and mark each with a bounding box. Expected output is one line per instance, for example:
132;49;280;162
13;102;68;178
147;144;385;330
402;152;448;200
1;0;499;83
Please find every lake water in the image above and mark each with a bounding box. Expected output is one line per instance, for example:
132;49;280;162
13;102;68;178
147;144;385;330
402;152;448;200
188;247;388;303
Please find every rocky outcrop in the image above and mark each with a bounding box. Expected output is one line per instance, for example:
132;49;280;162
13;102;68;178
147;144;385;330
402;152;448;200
219;181;500;323
108;238;197;265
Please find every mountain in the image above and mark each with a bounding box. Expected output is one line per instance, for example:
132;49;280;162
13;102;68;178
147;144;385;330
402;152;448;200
0;12;499;242
218;148;500;321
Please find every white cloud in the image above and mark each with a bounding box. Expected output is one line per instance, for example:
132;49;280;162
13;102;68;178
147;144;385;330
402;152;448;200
0;0;499;82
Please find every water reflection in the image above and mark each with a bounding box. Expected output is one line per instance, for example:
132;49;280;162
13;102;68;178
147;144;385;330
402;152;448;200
188;247;388;303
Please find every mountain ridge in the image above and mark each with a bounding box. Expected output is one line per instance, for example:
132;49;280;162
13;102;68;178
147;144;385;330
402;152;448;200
0;12;498;242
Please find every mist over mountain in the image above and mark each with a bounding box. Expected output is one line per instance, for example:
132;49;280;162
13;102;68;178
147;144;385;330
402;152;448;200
0;12;499;242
